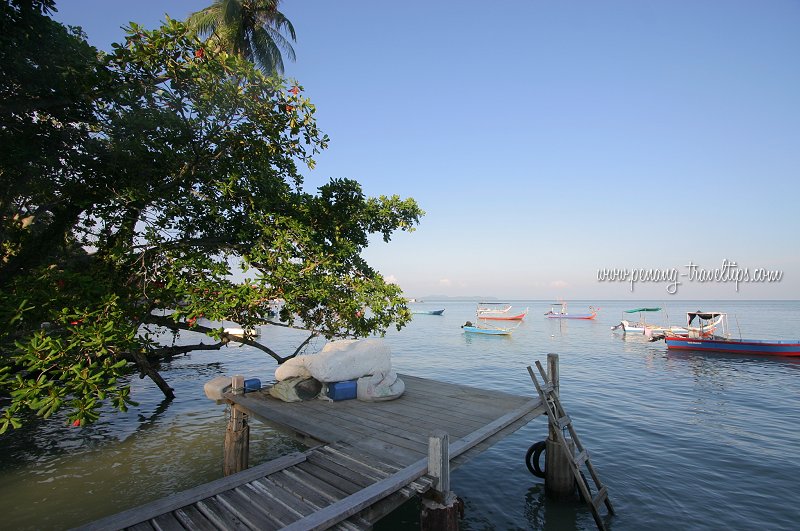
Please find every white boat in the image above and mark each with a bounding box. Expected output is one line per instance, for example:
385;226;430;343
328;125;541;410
612;307;687;336
477;302;512;314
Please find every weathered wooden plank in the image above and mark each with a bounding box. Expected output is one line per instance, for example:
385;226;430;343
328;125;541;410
150;512;185;531
400;375;529;405
294;461;362;495
267;470;339;508
273;468;351;501
215;488;282;530
172;506;217;531
126;522;154;531
400;375;532;411
75;452;308;531
306;453;381;488
304;399;481;439
242;478;317;523
349;393;492;428
297;406;430;455
229;393;343;443
195;497;253;531
315;447;388;482
281;456;429;531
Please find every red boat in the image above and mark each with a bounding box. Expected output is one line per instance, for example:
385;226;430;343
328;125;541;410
479;309;528;321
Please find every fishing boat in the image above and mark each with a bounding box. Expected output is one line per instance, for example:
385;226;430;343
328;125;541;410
477;302;512;314
611;307;688;336
661;312;800;356
461;320;514;335
479;309;528;321
477;304;528;321
544;301;598;320
412;309;445;315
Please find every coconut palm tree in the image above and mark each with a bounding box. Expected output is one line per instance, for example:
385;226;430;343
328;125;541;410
187;0;296;74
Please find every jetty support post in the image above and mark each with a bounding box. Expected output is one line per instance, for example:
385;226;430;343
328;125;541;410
545;353;577;499
223;378;250;476
421;431;463;530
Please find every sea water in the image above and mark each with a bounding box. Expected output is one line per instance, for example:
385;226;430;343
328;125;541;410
1;300;798;530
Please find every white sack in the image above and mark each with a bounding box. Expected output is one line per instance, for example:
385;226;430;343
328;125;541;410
274;338;392;383
203;376;231;400
274;356;312;381
357;370;405;402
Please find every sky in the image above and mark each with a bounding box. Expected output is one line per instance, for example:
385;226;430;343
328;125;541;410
52;1;800;300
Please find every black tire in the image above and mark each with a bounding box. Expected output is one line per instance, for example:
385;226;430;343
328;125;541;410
525;440;546;478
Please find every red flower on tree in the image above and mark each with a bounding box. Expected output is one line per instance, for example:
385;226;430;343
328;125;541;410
289;86;300;95
195;48;205;59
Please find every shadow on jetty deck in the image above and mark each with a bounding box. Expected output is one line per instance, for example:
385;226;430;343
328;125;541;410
77;374;545;530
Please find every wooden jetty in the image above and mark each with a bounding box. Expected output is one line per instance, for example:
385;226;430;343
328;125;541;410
77;373;548;530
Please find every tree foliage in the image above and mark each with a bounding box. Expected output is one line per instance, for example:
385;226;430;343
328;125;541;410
0;3;423;433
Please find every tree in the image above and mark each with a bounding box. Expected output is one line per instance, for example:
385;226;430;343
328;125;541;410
0;6;423;433
186;0;296;74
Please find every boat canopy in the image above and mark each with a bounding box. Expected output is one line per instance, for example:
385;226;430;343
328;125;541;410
624;307;662;313
687;311;725;325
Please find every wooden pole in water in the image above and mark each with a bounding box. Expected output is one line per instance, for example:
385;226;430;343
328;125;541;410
545;353;576;499
223;404;249;476
421;431;463;530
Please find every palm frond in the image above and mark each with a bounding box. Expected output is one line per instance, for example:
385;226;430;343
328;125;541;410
186;8;221;37
252;26;284;74
186;0;296;73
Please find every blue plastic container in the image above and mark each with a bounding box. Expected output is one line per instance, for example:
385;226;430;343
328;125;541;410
326;380;357;401
243;378;261;392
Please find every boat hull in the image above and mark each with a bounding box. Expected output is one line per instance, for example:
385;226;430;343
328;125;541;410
619;321;688;335
479;311;527;321
665;337;800;356
413;309;444;315
546;313;596;320
462;326;512;335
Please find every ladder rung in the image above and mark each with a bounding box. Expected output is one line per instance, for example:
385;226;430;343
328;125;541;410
573;449;588;467
556;415;571;429
592;485;608;509
540;383;554;395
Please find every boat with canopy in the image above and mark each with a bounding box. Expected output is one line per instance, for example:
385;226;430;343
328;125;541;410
611;307;687;336
661;312;800;356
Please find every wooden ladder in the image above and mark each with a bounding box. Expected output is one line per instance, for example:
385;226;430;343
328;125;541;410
527;361;615;531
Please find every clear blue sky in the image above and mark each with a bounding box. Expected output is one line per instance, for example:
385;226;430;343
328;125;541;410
53;1;799;300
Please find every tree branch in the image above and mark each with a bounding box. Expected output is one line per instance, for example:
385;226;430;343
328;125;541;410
143;313;291;363
129;350;175;400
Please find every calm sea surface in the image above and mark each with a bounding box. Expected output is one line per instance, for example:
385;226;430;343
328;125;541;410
1;300;799;530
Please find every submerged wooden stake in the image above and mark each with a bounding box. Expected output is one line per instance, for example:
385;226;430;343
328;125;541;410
223;405;249;476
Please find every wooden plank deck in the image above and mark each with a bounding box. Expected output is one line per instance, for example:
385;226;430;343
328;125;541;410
76;374;545;530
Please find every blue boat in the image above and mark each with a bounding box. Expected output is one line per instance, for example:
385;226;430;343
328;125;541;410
412;309;445;315
461;324;513;335
663;312;800;356
461;320;514;335
664;337;800;356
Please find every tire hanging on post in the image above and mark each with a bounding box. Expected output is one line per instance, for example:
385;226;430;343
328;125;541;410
525;440;546;478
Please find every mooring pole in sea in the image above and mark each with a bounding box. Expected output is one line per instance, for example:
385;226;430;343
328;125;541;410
223;375;250;476
545;353;577;499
